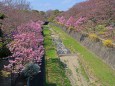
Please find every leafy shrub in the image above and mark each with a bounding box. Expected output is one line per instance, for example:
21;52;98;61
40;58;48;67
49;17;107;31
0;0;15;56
99;31;106;35
95;25;107;32
22;63;40;78
0;42;3;48
0;13;6;19
68;26;74;33
0;28;3;37
0;42;11;58
69;26;74;30
89;33;99;42
48;17;54;22
102;39;113;48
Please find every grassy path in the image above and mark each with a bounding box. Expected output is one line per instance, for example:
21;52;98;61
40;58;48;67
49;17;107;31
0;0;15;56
43;25;71;86
50;24;115;86
50;27;90;86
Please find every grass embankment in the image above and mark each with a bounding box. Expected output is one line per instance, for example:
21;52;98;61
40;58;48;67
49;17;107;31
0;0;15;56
43;25;71;86
50;24;115;86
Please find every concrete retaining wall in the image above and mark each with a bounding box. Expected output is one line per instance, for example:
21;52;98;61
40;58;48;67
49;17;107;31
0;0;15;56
51;23;115;70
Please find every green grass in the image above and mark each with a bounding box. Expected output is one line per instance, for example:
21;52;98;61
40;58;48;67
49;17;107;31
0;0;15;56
79;61;90;82
50;24;115;86
43;25;71;86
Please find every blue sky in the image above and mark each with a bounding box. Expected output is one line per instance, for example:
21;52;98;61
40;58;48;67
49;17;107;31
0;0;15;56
28;0;86;11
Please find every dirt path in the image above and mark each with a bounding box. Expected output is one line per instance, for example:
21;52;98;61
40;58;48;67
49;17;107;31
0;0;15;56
60;55;89;86
50;27;89;86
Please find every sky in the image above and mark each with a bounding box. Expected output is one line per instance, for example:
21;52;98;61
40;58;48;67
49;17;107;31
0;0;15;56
28;0;86;11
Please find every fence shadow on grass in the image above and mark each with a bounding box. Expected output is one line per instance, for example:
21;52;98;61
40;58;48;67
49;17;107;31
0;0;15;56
45;58;67;86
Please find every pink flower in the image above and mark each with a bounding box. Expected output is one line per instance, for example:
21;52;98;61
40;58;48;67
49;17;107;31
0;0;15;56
9;60;16;64
4;21;44;73
65;16;75;27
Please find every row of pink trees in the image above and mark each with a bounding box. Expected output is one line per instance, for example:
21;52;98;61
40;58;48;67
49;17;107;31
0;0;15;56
61;0;115;25
0;1;45;39
56;16;86;31
4;21;44;83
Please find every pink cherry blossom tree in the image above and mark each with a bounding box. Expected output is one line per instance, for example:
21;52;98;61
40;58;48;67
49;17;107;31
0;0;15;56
4;21;44;78
65;16;75;27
